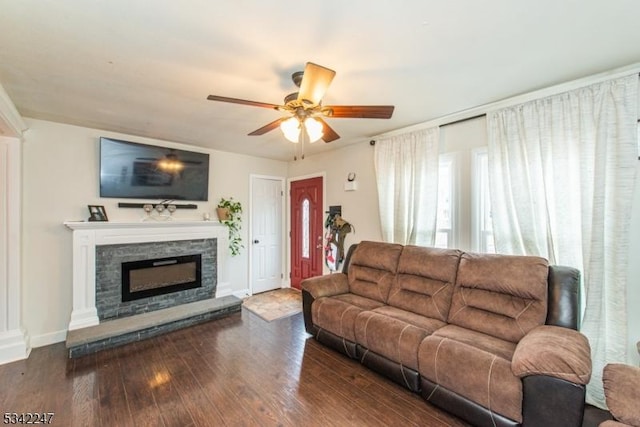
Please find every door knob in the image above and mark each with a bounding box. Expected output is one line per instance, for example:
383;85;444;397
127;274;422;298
253;239;260;244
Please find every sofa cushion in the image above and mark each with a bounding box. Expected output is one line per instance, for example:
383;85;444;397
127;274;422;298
371;305;447;332
355;310;438;371
418;335;523;423
447;252;549;343
312;294;384;342
432;324;516;361
603;363;640;426
387;246;462;321
348;241;403;303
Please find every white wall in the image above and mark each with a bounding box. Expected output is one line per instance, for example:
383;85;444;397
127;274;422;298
21;118;287;346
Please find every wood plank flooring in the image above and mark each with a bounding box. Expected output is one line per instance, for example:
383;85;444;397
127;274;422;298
0;309;469;426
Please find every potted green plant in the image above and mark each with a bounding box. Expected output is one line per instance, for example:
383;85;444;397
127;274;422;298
217;197;243;256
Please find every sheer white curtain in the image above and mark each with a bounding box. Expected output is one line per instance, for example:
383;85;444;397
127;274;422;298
487;74;638;408
374;127;440;246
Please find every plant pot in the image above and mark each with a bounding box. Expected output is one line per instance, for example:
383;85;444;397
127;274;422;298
216;207;230;221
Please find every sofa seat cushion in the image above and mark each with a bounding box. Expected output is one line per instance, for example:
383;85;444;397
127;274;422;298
312;294;384;341
371;305;447;333
355;310;442;371
418;335;523;423
433;324;516;361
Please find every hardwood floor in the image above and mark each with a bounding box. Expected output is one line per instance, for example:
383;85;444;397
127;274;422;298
0;309;469;426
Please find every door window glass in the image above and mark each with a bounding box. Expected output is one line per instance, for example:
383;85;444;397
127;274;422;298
302;198;310;258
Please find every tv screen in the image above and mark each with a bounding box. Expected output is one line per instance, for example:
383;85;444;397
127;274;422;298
100;137;210;201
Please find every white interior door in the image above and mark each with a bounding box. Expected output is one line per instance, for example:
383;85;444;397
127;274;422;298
250;176;284;294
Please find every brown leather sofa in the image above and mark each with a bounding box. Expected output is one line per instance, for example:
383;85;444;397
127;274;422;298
301;241;592;427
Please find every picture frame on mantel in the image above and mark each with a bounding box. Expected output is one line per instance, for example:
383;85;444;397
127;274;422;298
87;205;108;222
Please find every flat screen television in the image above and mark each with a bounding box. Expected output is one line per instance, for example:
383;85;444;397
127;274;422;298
100;137;210;201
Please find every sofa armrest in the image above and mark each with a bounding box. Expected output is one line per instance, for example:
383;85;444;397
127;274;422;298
512;325;591;384
301;273;349;334
603;363;640;426
301;273;349;299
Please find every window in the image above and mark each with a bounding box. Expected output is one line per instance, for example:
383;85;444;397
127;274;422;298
434;148;495;253
472;149;495;253
435;155;454;248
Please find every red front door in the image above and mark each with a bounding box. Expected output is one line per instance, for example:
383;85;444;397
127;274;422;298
290;177;323;289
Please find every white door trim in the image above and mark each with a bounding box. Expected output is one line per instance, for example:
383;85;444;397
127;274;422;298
249;174;286;295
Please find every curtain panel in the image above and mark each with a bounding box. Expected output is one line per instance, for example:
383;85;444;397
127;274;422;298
486;74;638;408
374;127;440;246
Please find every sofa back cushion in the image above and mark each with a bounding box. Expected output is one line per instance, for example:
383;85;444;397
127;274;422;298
447;252;549;343
387;246;462;321
348;241;403;303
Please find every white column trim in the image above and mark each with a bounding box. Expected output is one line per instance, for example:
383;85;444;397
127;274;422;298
0;136;30;365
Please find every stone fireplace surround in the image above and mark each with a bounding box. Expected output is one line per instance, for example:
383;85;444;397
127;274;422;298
64;221;230;331
96;239;214;321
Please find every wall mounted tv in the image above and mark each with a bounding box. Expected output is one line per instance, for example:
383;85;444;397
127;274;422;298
100;137;210;201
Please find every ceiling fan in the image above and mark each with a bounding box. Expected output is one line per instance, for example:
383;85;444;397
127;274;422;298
206;62;395;145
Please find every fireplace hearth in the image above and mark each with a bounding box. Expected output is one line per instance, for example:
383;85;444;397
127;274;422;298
122;254;202;302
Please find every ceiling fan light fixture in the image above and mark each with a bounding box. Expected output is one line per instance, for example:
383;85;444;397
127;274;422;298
304;117;323;143
280;116;300;143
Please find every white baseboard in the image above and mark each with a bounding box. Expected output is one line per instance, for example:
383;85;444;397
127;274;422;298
216;280;249;299
0;329;30;365
232;288;250;299
30;329;67;348
215;281;232;297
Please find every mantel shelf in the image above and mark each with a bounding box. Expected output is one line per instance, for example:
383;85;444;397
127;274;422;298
64;220;224;231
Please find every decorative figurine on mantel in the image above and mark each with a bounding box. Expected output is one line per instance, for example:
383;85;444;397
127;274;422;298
141;201;177;221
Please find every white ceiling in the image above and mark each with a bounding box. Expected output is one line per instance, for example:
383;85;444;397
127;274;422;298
1;1;639;161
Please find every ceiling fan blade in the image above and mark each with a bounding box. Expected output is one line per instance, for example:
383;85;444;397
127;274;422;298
297;62;336;106
207;95;280;110
248;118;283;136
322;105;395;119
317;118;340;143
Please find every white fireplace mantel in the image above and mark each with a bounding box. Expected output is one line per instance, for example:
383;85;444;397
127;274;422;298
64;220;229;331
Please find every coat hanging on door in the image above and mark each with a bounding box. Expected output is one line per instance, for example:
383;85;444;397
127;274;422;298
324;213;353;271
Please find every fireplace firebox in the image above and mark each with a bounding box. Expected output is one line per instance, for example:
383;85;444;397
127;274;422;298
122;254;202;302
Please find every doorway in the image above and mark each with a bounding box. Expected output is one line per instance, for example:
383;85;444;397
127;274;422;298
290;176;324;289
250;175;284;294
